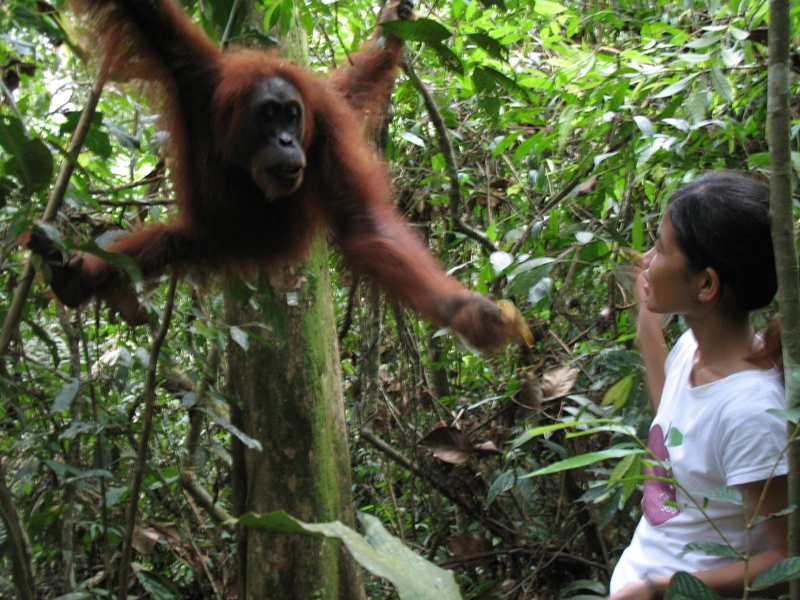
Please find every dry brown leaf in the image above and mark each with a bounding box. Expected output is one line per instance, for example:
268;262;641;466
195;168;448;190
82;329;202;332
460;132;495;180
576;174;599;195
513;376;543;423
448;534;493;566
132;526;160;556
541;365;579;398
419;427;472;464
473;440;501;455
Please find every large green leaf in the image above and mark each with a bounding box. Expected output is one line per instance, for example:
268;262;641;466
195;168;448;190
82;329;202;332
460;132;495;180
677;541;739;559
238;511;461;600
382;18;452;44
524;448;644;477
752;556;800;589
7;138;54;192
664;571;721;600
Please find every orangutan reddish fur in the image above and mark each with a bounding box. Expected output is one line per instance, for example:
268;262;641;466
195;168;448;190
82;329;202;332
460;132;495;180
31;0;511;351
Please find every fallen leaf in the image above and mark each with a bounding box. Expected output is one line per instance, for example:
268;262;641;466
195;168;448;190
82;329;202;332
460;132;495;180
541;365;579;398
419;427;472;464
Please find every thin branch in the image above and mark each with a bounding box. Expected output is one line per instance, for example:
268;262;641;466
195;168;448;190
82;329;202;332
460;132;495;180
403;60;497;254
117;270;179;597
91;174;167;195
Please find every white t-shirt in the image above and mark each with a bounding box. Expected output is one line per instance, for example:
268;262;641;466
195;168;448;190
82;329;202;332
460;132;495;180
609;331;788;594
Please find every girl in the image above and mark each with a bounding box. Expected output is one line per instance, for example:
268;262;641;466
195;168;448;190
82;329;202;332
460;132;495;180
608;171;789;599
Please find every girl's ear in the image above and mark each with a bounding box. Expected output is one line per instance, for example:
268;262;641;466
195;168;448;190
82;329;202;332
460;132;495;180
697;267;721;303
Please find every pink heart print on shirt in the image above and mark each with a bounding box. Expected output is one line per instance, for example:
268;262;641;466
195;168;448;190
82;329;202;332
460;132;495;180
642;424;680;525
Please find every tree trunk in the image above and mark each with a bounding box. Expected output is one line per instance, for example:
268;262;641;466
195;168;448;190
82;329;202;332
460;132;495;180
768;1;800;598
227;236;366;600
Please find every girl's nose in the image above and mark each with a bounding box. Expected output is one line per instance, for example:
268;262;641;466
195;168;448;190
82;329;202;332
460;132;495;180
640;247;655;269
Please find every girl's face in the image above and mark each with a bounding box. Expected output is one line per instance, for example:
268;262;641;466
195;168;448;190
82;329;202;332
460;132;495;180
641;211;707;316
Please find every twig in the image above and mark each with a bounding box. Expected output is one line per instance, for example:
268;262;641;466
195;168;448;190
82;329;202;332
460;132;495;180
403;60;496;254
91;174;167;195
117;270;179;597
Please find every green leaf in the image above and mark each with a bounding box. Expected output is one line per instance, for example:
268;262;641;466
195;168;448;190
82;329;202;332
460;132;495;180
132;565;181;599
752;556;800;589
428;42;463;74
767;407;800;423
559;579;607;595
696;486;742;506
653;73;699;99
202;408;263;451
632;208;644;251
609;452;639;483
487;470;515;505
466;33;506;60
400;131;425;147
533;0;568;15
7;138;54;192
557;105;576;149
566;423;637;439
528;276;552;305
512;418;617;449
52;379;80;413
752;504;796;525
278;0;295;37
686;92;707;123
664;571;721;599
22;318;60;368
678;52;712;65
105;486;128;508
491;131;521;157
0;114;29;155
239;511;461;599
382;18;452;44
633;115;654;138
230;326;249;351
473;66;527;100
524;448;644;477
601;376;633;411
709;64;732;101
677;540;739;559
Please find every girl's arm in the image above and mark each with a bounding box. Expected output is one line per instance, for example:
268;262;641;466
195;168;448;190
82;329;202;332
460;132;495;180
635;252;669;411
608;475;789;599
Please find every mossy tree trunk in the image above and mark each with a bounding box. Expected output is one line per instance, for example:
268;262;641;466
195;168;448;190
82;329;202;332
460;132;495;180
225;10;365;598
227;237;366;599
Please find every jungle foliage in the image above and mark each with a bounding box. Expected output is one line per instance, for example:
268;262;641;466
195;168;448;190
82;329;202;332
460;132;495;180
0;0;798;597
